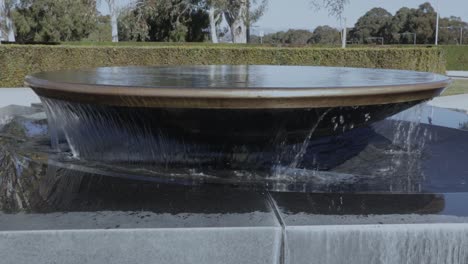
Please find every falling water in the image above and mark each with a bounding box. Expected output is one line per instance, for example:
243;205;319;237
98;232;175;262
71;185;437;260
40;97;230;166
289;109;331;168
386;103;430;192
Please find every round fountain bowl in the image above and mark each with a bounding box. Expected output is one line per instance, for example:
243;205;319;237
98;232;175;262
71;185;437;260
25;65;450;166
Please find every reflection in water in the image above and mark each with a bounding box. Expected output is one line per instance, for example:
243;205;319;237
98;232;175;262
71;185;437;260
31;65;448;88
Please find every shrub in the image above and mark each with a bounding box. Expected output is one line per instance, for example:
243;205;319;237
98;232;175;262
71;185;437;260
0;45;446;87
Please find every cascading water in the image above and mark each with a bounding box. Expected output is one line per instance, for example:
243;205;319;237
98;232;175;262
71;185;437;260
385;103;429;192
289;109;332;169
38;93;448;194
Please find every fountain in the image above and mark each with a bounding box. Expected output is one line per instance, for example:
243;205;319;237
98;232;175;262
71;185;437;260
1;65;468;263
25;65;450;169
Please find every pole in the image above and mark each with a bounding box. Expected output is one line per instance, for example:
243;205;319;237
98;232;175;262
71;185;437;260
341;18;347;48
435;0;439;45
414;33;416;45
461;27;463;45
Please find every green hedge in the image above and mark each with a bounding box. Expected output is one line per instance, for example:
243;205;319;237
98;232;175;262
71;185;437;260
0;45;446;87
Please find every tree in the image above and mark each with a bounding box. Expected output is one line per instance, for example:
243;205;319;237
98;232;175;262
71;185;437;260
85;15;112;41
351;7;392;44
250;29;314;45
223;0;248;43
205;0;223;43
310;0;348;47
12;0;97;42
118;0;209;42
438;16;468;45
104;0;118;42
88;0;118;41
351;2;467;45
283;29;314;44
388;7;411;44
0;0;16;42
386;3;437;44
118;7;149;41
222;0;267;43
310;0;348;20
407;2;437;44
310;25;340;44
0;0;6;40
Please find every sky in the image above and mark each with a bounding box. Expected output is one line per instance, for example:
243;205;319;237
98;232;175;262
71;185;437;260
99;0;468;34
256;0;468;33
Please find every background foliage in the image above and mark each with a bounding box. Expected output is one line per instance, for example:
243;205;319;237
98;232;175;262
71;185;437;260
12;0;98;42
0;45;446;87
349;2;468;45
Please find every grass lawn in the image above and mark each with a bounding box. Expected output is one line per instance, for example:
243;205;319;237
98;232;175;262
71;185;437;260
442;79;468;96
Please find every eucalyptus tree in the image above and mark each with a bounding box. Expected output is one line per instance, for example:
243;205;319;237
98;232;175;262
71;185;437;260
221;0;267;43
206;0;223;43
0;0;16;42
223;0;247;43
0;0;5;41
102;0;119;42
310;0;348;19
89;0;119;42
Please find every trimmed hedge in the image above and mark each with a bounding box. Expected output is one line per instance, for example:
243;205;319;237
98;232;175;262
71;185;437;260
0;45;446;87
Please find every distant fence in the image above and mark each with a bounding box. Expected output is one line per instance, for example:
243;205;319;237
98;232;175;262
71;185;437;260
0;45;446;87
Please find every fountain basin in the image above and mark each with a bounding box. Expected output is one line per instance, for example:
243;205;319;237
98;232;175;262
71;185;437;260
25;65;450;164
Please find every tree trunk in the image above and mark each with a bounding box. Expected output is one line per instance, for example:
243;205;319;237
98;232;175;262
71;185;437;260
106;0;118;42
6;15;15;42
208;6;218;43
231;17;246;43
111;13;118;42
228;0;247;44
0;0;5;42
341;18;346;48
0;0;15;42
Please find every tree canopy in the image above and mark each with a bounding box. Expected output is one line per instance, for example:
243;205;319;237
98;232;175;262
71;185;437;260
351;7;393;44
118;0;209;42
3;0;468;45
250;26;340;45
349;2;468;45
12;0;97;42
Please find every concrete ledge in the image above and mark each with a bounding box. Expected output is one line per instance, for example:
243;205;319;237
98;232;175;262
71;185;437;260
0;227;282;264
429;94;468;114
447;71;468;79
0;88;39;107
285;223;468;264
